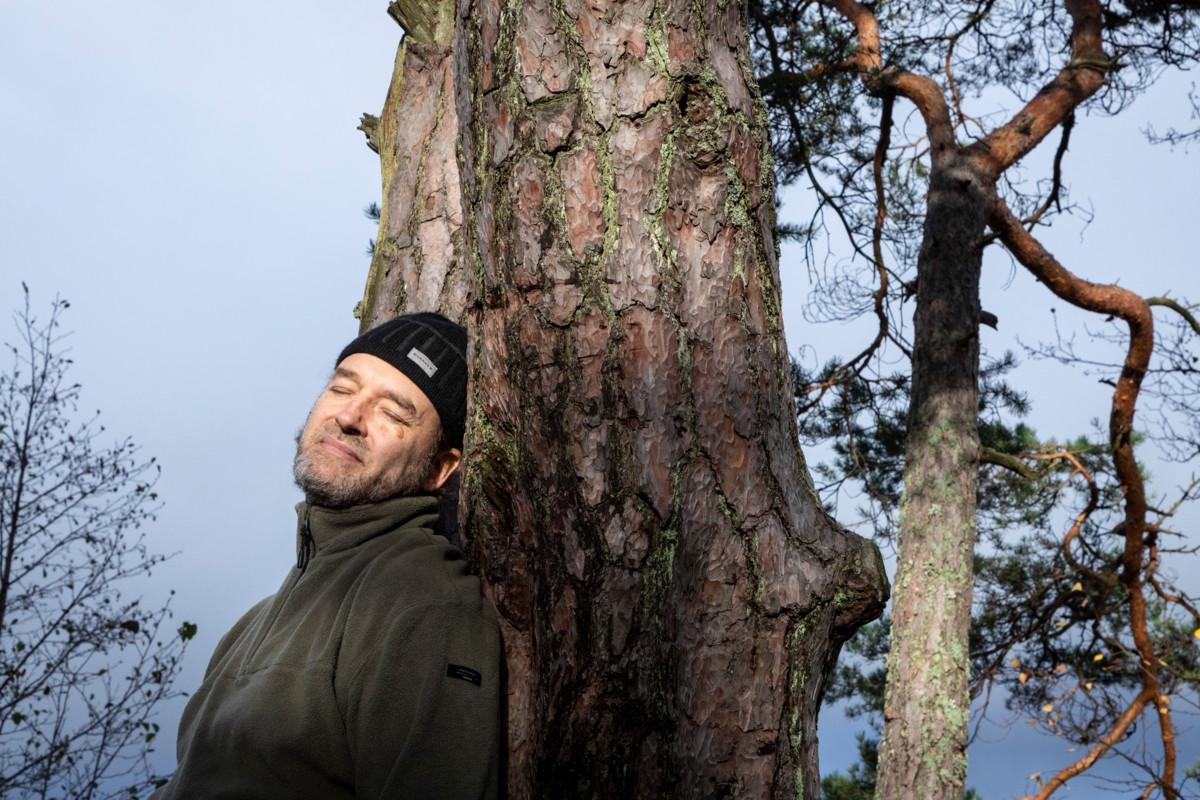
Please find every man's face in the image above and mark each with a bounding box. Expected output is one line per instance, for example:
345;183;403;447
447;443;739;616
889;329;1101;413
293;353;460;508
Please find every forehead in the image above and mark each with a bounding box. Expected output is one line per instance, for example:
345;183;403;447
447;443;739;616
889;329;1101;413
332;353;436;415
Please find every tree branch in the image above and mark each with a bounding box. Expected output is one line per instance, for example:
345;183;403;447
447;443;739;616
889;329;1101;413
944;0;997;134
980;447;1041;480
990;195;1179;798
969;0;1112;178
1147;296;1200;335
820;0;958;164
1023;689;1156;800
1024;112;1075;229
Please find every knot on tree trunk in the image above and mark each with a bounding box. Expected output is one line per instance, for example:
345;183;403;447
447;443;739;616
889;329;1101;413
831;528;890;638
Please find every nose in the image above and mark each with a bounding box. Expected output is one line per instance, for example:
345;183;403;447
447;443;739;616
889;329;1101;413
334;395;367;435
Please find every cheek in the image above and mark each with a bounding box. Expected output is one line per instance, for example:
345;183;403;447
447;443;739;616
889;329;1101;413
298;406;337;449
375;436;407;466
298;413;322;443
374;432;424;473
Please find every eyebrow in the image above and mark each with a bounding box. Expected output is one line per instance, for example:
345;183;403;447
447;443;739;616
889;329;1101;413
332;366;419;417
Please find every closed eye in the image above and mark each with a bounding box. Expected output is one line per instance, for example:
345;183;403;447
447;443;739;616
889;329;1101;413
381;408;410;425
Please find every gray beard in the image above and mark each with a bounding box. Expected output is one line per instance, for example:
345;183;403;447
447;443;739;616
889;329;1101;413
292;432;437;509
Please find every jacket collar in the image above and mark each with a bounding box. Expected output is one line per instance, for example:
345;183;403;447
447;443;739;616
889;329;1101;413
295;494;440;562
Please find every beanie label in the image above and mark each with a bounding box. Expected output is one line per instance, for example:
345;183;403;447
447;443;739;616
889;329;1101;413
407;347;438;378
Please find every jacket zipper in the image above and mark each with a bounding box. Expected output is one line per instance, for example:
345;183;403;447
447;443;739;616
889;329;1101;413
296;505;316;572
238;508;311;675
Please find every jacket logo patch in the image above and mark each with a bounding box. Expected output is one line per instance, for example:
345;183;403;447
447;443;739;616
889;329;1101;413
446;664;482;687
408;347;438;377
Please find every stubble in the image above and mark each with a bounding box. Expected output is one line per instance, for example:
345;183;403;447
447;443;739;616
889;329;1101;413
292;426;437;509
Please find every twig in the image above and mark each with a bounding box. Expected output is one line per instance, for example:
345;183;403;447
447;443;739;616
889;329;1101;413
1147;297;1200;336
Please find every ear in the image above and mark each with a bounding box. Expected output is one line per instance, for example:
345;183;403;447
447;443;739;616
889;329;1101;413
422;447;463;492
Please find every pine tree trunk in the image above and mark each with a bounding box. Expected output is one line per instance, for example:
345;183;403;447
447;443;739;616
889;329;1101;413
360;3;889;797
357;0;468;326
875;155;987;800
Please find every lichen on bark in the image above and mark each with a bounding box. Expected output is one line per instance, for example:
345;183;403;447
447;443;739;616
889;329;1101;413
876;154;988;800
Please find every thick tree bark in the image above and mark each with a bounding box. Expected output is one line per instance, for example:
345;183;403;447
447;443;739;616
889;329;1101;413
875;154;987;800
360;3;888;797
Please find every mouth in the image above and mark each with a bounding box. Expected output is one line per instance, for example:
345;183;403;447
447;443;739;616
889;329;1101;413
318;436;364;464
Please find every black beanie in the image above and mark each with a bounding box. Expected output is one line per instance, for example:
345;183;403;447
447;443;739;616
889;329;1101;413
336;313;468;448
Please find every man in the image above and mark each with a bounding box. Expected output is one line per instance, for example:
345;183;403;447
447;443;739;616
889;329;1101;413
154;313;502;799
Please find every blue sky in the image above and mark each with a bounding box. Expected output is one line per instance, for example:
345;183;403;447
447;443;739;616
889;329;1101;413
2;3;1197;796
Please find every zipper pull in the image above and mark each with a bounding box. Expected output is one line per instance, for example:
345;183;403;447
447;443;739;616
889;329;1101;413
296;506;314;573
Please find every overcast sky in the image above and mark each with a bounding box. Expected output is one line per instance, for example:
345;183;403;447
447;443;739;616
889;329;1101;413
2;2;1197;796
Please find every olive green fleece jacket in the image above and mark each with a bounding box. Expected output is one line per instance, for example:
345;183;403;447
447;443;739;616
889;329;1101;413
153;495;502;800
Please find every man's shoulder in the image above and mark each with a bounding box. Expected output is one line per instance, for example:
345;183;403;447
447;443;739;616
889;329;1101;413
351;522;486;615
336;525;499;678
